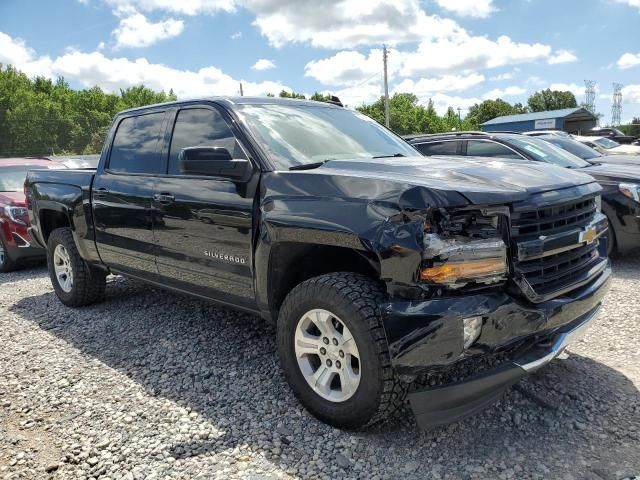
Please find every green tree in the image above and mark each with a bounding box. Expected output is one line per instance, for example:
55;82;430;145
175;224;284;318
278;90;306;99
527;89;577;112
465;99;527;126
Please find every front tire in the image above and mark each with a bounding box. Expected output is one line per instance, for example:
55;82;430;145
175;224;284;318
47;227;106;306
277;272;407;429
0;236;18;273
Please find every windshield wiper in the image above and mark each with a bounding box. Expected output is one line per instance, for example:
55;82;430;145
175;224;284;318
289;159;333;171
372;153;406;159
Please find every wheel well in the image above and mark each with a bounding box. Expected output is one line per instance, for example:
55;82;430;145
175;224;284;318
40;210;70;243
269;243;381;316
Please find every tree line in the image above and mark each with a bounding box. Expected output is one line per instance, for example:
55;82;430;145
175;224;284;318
0;63;632;157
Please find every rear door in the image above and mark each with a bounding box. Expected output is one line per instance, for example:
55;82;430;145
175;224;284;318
92;110;167;277
152;104;259;309
464;140;525;160
413;140;462;156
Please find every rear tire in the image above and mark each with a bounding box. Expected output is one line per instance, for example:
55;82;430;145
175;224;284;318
0;236;18;273
47;227;106;306
277;272;407;429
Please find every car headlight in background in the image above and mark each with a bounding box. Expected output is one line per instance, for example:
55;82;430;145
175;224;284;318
4;206;28;225
619;183;640;203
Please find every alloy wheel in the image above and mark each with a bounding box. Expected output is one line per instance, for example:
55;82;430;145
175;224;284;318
53;244;73;292
294;309;361;402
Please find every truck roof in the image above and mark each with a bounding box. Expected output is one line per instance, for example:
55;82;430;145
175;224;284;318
119;96;344;115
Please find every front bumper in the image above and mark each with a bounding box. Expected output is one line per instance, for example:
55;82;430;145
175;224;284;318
381;265;611;428
408;305;600;428
1;220;45;261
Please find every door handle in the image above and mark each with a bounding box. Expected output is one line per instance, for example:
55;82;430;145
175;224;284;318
94;187;109;198
153;193;175;203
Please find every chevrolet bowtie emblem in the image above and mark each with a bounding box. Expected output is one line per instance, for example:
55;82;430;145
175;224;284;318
580;226;598;244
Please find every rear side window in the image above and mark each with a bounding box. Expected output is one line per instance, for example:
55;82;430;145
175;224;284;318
168;108;245;175
466;140;523;160
414;141;459;156
109;112;165;174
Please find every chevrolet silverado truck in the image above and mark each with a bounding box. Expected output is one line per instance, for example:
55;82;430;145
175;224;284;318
26;98;611;429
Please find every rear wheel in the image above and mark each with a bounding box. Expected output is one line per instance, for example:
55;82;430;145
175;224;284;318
47;227;106;306
277;272;407;429
0;236;18;273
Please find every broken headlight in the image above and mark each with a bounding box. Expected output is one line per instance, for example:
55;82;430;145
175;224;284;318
420;211;507;287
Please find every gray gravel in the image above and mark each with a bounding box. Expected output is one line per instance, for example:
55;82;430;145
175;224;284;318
1;255;639;480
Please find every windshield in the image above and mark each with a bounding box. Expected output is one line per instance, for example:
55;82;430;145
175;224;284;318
505;136;590;168
237;104;419;170
542;136;602;160
593;137;621;149
0;166;33;191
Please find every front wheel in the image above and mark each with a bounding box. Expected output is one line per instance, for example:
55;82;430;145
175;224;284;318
0;236;18;273
277;272;407;429
47;227;106;306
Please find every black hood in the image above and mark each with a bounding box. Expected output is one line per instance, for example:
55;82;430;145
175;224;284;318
582;163;640;183
311;156;597;205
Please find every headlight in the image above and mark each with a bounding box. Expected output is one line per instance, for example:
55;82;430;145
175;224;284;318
619;183;640;203
420;212;507;287
4;206;28;225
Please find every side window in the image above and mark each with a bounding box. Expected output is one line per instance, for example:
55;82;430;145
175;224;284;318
415;141;459;156
168;108;245;175
109;112;165;174
467;140;523;160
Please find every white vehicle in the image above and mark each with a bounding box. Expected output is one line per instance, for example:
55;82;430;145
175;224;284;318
573;135;640;156
523;130;572;137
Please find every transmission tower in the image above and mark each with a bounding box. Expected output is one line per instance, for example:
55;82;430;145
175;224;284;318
611;83;623;126
584;80;596;114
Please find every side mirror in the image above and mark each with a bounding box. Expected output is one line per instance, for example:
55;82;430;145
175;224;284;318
178;147;251;179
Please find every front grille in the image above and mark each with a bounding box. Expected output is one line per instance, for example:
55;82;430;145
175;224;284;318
510;196;605;302
511;198;596;237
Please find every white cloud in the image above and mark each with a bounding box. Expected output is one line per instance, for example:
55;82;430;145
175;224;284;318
305;50;389;86
230;31;242;40
251;58;275;70
428;94;482;115
393;74;486;96
548;82;583;96
622;84;640;103
112;11;184;48
482;86;526;99
399;35;551;77
613;0;640;11
0;32;53;78
617;52;640;69
548;49;578;65
434;0;496;18
334;83;382;107
97;41;106;50
104;0;236;15
490;71;514;81
0;31;289;99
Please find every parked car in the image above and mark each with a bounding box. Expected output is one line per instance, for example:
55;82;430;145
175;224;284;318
26;98;611;429
522;130;572;137
0;158;66;272
407;132;640;255
48;154;101;169
538;134;640;167
583;127;638;145
573;135;640;156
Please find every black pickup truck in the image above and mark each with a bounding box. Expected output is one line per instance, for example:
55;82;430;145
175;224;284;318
26;98;611;429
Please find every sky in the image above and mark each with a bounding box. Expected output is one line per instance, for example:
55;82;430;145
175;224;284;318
1;0;639;124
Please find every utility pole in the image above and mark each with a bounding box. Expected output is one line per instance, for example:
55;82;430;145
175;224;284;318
383;45;390;128
239;82;244;97
457;107;462;129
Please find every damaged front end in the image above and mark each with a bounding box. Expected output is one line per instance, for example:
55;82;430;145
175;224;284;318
374;188;611;429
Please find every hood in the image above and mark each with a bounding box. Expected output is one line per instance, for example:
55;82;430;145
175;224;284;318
611;145;640;155
0;191;26;206
310;156;596;205
590;155;640;167
583;163;640;183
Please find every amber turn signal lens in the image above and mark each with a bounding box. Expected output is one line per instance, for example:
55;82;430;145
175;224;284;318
420;258;506;283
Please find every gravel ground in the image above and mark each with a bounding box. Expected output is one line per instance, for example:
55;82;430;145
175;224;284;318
1;255;639;480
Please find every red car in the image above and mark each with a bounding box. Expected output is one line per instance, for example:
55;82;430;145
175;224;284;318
0;158;66;272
